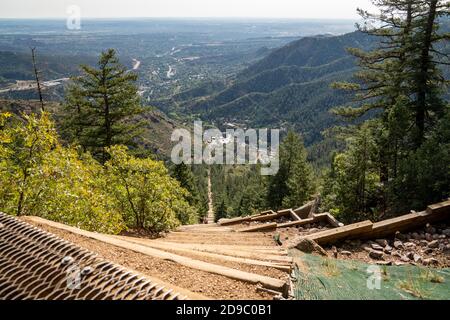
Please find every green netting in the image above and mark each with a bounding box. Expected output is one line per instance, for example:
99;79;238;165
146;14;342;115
290;249;450;300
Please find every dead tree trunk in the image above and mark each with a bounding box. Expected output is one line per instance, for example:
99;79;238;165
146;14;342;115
31;47;45;112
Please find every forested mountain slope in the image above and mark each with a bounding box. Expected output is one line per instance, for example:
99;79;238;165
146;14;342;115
156;31;376;145
0;51;96;85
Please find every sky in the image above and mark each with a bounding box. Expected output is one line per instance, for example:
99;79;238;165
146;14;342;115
0;0;377;19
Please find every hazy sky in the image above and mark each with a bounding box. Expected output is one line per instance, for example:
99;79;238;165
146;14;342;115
0;0;377;19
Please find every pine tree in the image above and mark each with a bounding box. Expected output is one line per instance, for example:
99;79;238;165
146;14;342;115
408;0;448;147
215;199;228;222
322;122;381;222
282;141;314;208
332;0;418;120
237;190;254;216
330;0;449;215
62;49;144;162
267;131;314;209
172;162;200;207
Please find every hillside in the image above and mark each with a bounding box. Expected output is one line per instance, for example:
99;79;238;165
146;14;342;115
0;99;179;158
0;51;98;85
154;31;375;145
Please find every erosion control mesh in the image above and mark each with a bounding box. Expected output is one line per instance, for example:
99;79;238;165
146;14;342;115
290;249;450;300
0;212;186;300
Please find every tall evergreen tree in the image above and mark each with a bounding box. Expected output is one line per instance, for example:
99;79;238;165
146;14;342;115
267;131;314;209
322;122;381;222
63;49;144;162
215;199;228;222
172;162;200;207
329;0;449;216
283;140;314;209
408;0;448;147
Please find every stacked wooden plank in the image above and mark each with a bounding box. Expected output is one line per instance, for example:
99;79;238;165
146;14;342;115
306;220;374;246
238;223;278;233
25;216;290;294
218;201;317;227
218;199;343;233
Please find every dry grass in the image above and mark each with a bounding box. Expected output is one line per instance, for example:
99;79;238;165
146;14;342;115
420;268;445;284
397;272;431;299
320;258;341;277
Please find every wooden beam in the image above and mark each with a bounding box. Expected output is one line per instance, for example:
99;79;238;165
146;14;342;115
289;209;301;221
369;203;450;239
277;217;315;229
323;213;344;228
304;200;450;244
219;216;253;226
114;236;292;271
219;213;264;226
306;220;374;246
251;211;290;222
426;200;450;215
260;210;276;216
309;197;320;218
239;223;278;233
293;201;314;219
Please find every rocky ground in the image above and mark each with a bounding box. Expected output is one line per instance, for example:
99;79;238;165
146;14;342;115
324;222;450;268
273;222;332;248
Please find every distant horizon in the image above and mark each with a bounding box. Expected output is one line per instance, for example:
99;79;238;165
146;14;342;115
0;0;377;20
0;17;357;22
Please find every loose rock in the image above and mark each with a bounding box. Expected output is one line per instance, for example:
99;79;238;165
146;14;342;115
391;250;402;258
295;238;328;256
395;231;407;240
425;224;436;234
412;232;421;240
369;250;384;260
332;246;338;258
400;256;410;263
423;258;439;266
406;252;415;260
371;243;384;251
340;251;352;256
428;240;439;249
393;241;404;249
375;239;388;247
404;242;416;249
